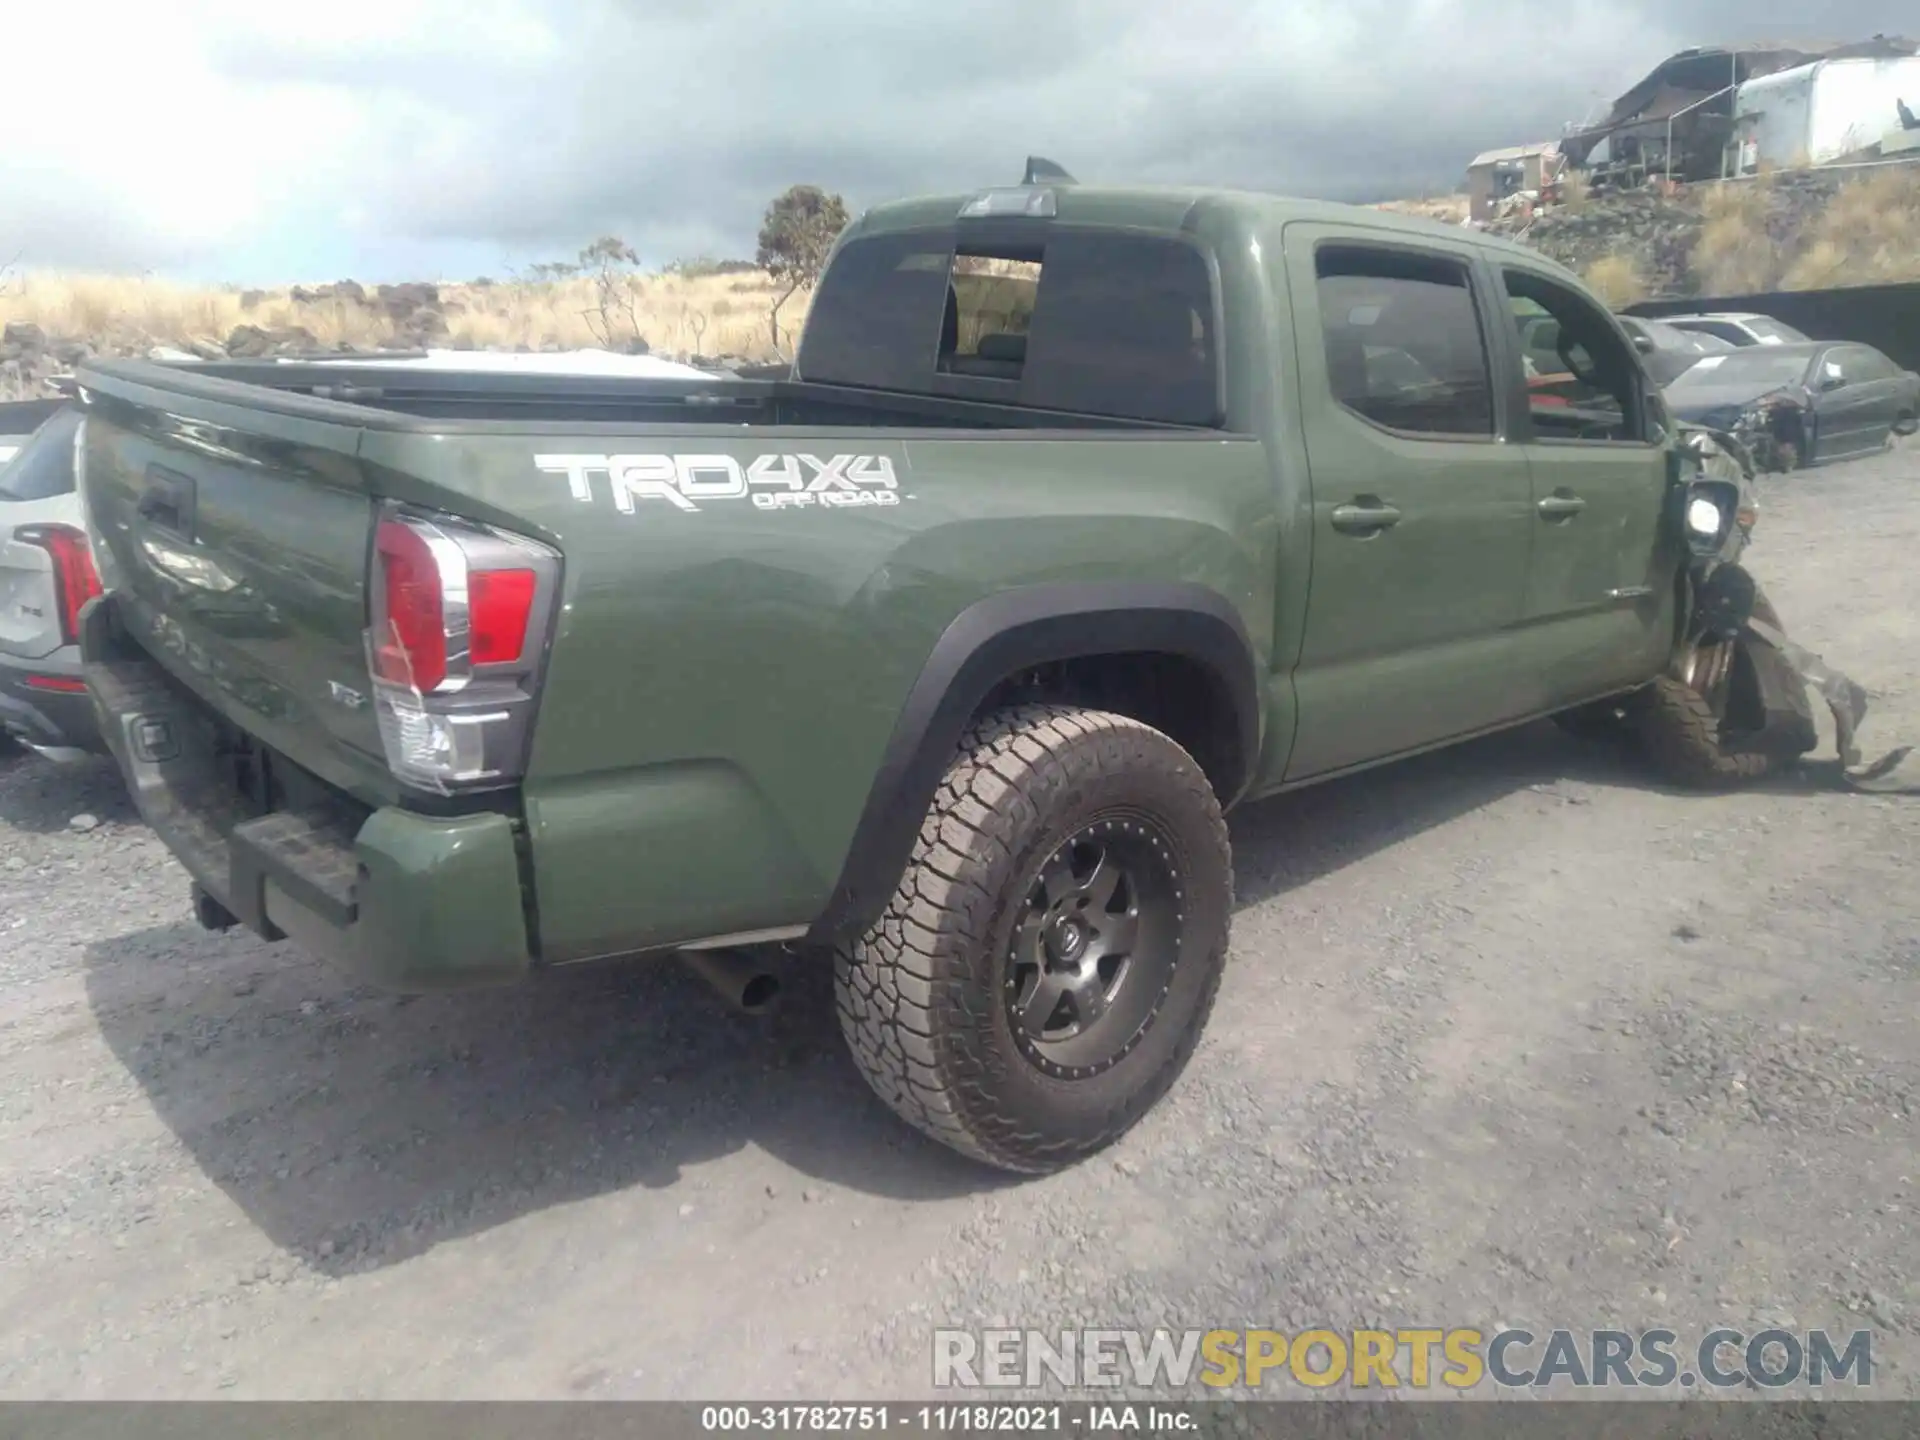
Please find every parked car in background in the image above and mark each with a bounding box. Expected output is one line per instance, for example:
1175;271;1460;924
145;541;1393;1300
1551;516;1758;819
0;404;99;759
1662;312;1812;348
1663;340;1920;469
1616;315;1735;386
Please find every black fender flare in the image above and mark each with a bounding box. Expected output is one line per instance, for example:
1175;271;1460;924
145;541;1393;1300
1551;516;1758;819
806;580;1260;945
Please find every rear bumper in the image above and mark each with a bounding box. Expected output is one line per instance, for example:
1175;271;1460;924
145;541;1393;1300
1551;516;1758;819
0;646;102;754
80;596;534;992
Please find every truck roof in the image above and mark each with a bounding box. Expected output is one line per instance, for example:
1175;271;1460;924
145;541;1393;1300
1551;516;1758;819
849;182;1563;271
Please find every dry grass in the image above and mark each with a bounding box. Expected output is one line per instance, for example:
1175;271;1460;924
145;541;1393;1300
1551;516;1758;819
1693;177;1783;295
1582;252;1652;308
1780;165;1920;289
449;271;802;357
8;164;1919;365
0;268;805;360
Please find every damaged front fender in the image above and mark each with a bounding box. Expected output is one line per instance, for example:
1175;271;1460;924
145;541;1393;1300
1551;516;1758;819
1730;391;1811;473
1741;615;1918;791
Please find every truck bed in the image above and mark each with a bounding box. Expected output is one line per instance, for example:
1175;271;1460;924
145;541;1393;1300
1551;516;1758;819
74;354;1271;979
133;358;1206;432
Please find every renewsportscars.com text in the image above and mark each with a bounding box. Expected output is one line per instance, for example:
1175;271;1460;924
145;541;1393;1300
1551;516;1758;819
932;1326;1874;1391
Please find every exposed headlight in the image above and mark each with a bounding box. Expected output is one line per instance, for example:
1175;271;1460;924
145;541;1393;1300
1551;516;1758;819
1686;496;1725;537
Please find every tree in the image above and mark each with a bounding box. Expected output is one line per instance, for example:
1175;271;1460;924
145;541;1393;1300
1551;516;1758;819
755;184;850;353
576;235;647;352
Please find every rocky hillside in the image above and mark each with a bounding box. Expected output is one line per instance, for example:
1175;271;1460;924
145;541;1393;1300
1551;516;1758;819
1491;158;1920;305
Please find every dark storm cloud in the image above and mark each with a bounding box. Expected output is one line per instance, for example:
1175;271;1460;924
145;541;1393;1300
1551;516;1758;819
213;0;1914;269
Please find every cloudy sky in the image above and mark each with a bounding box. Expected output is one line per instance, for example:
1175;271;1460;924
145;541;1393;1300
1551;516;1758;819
5;0;1909;284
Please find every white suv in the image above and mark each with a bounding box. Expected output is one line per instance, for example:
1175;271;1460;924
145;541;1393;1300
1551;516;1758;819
0;405;99;760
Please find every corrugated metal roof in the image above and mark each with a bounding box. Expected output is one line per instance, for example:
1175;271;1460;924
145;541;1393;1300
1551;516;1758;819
1468;142;1562;167
1561;37;1919;164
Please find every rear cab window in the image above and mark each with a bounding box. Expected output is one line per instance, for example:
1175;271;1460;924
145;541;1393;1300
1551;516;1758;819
796;225;1223;426
1743;316;1804;345
1678;320;1747;347
0;408;80;502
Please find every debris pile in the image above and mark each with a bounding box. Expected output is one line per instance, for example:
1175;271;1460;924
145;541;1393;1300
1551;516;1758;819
1;322;91;401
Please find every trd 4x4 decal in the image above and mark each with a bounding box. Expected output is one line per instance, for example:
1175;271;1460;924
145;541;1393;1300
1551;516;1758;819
535;452;907;514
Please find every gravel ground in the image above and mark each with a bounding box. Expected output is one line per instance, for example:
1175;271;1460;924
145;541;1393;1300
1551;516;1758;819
0;446;1915;1401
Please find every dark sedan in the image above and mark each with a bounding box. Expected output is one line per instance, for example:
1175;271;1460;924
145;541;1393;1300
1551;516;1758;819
1663;340;1920;468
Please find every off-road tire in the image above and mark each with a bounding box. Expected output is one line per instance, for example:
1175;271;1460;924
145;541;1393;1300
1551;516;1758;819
834;703;1232;1174
1632;673;1778;788
1632;597;1812;790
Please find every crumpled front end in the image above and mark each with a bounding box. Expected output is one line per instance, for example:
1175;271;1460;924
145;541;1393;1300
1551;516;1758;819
1670;421;1916;790
1727;391;1811;473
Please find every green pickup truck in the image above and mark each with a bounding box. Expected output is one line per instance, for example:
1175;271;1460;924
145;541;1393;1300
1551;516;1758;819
73;170;1806;1173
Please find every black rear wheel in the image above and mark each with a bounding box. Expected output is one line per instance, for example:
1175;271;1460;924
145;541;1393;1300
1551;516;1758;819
834;703;1232;1174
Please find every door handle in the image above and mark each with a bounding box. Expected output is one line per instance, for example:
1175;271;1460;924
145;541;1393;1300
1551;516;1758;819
138;465;197;538
136;493;180;529
1330;500;1403;535
1537;492;1586;520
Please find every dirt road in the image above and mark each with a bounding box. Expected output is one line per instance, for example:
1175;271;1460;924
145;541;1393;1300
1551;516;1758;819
1;448;1915;1400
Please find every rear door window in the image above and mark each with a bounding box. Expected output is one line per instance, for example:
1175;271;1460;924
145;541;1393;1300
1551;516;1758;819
1839;345;1895;381
0;408;80;502
797;226;1222;426
1313;245;1494;437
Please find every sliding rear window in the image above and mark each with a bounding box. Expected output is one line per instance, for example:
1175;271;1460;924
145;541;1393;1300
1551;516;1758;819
797;226;1222;426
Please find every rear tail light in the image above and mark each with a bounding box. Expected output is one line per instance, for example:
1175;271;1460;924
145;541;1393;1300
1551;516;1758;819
14;523;103;646
366;506;561;792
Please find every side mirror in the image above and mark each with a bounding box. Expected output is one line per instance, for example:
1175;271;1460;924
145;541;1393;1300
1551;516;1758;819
1632;333;1655;354
1819;372;1845;392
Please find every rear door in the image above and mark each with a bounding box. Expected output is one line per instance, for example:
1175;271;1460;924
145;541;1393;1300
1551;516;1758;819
1279;226;1535;780
1495;262;1672;709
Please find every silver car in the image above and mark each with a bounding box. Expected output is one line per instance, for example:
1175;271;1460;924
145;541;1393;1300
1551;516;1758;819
0;405;99;760
1662;311;1812;348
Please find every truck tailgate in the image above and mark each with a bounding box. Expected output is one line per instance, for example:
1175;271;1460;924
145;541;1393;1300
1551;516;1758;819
79;373;393;805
